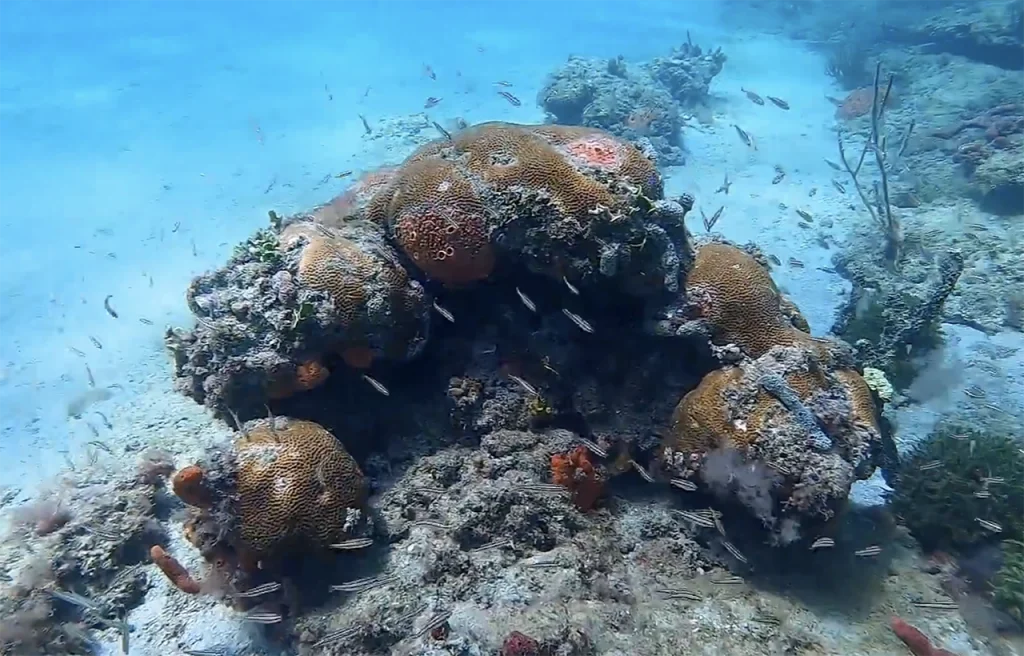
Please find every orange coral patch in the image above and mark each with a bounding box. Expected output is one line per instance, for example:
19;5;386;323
172;465;212;508
551;446;603;511
562;135;625;170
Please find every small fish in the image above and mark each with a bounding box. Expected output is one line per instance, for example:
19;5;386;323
658;588;703;601
94;412;113;430
753;612;782;625
715;174;731;195
329;537;374;550
976;518;1002;533
191;239;198;257
563;276;580;295
766;460;792;476
710;575;746;585
702;206;724;232
732;124;753;148
740;88;765;105
721;540;748;564
432;121;452;141
313;625;362;647
630;460;655;483
495;81;513;87
85;363;96;388
362;374;390;396
330;574;399;593
184;649;229;656
424;96;442;109
412;486;447;496
423;64;436;80
562;308;594;333
670;478;697;491
578;437;607;458
432;300;455;323
334;170;353;179
963;385;986;399
787;257;805;269
469;538;513;553
808;187;817;197
515;483;569;495
795;209;813;222
413;609;453;639
498;90;522;106
515;287;537;312
974;490;992;499
854;545;883;557
524;560;564;569
358;114;373;135
242;610;283;624
86;421;99;438
234;582;282;598
767;254;781;266
87;439;113;453
103;295;118;318
138;318;153;325
831;179;846;194
912;600;960;610
810;537;835;550
771;172;785;184
767;95;789;110
89;336;103;350
825;159;842;171
673;510;716;529
47;589;102;611
982;477;1005;485
508;374;539;396
69;346;86;357
918;460;942;471
824;95;843;106
84;525;121;541
410;519;450;530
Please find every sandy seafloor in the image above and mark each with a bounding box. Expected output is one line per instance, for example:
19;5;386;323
1;2;1022;655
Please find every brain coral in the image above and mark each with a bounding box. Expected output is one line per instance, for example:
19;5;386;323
662;346;881;536
234;418;366;558
354;122;685;297
685;242;831;359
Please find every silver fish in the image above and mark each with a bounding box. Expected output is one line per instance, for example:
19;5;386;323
670;478;697;491
409;519;450;530
413;609;453;639
657;587;703;601
563;276;580;295
721;540;748;564
974;490;992;499
854;545;883;557
630;460;654;483
234;581;282;598
313;625;361;647
918;460;942;471
329;537;374;550
810;537;835;550
432;301;455;323
330;573;399;593
515;287;537;312
710;575;745;585
976;518;1002;533
469;538;513;553
362;374;390;396
912;600;959;610
673;510;716;529
242;610;283;624
578;437;607;458
515;483;568;495
562;308;594;333
508;374;539;396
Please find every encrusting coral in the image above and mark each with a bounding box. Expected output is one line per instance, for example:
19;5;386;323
551;445;604;511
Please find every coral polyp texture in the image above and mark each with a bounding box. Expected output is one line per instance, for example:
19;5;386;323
360;122;682;294
662;346;882;544
166;220;429;416
175;417;368;566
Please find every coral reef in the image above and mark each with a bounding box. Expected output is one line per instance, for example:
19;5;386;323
167;122;695;418
174;417;370;571
539;34;726;165
166;217;431;417
889;422;1024;553
992;539;1024;625
661;345;882;544
831;248;963;386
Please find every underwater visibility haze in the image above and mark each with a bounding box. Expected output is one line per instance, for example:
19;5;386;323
1;1;1023;654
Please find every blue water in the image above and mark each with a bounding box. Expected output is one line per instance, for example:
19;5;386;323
1;2;1022;655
